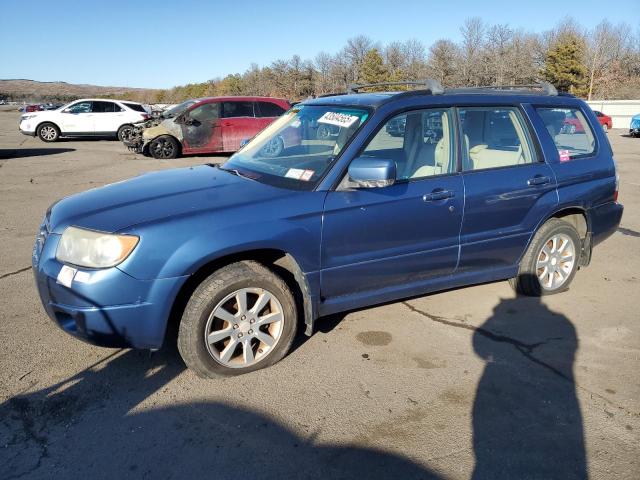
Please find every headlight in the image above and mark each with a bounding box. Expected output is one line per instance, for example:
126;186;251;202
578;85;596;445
21;115;37;121
56;226;139;268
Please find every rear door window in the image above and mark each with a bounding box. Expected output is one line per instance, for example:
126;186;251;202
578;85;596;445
458;107;536;171
92;101;118;113
536;107;595;160
256;101;286;117
222;101;255;118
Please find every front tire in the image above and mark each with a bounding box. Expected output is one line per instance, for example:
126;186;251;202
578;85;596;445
37;122;59;142
177;261;298;378
510;218;581;296
149;135;179;159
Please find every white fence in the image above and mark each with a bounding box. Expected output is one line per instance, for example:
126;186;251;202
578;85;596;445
586;100;640;129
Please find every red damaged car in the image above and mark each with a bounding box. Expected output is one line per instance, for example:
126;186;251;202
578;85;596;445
133;96;293;159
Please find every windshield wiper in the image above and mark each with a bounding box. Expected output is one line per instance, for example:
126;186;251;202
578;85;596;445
217;165;254;181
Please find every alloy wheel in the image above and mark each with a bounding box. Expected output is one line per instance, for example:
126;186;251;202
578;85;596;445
536;233;576;290
204;288;285;368
40;126;56;141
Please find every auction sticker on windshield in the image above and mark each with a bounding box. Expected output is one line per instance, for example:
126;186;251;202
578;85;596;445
318;112;360;128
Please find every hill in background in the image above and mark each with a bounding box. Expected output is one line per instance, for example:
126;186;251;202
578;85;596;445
0;79;159;104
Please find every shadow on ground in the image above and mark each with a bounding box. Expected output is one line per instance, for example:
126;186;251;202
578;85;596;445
0;343;440;480
471;293;586;479
0;290;587;479
0;148;75;159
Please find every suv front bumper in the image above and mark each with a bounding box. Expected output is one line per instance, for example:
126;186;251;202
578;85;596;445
32;231;188;349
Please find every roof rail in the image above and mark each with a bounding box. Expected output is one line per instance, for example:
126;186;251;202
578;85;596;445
463;81;558;96
347;79;444;95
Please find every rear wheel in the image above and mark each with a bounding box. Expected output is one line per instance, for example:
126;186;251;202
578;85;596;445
510;218;581;296
177;261;297;378
117;124;134;142
37;122;59;142
149;135;179;159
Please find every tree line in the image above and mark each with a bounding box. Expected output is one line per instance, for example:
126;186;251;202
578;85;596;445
152;17;639;103
4;17;638;105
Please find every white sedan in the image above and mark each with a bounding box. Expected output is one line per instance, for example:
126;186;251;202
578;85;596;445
19;98;150;142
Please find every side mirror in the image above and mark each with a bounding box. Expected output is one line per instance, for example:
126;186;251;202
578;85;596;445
348;157;396;188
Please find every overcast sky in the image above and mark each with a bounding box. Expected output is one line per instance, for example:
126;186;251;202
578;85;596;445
1;0;634;89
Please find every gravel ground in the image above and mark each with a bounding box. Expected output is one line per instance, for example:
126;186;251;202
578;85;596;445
0;111;638;479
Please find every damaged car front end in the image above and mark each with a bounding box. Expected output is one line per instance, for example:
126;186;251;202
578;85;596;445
123;99;197;153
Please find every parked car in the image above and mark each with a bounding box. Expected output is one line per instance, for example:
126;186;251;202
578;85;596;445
19;99;151;142
32;81;623;377
630;114;640;138
130;96;291;159
122;99;199;146
24;104;45;113
593;110;612;132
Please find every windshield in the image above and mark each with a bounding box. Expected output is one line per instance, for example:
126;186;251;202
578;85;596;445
162;99;197;118
222;105;369;189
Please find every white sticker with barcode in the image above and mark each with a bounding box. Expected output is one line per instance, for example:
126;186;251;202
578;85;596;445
317;112;359;128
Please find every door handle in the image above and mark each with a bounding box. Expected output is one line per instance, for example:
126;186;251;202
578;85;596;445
221;122;232;127
423;190;454;202
527;176;550;186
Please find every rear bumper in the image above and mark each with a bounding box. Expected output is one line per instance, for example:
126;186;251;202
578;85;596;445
33;233;188;349
590;201;623;246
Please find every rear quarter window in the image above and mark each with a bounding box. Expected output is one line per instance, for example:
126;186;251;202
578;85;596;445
256;101;286;117
536;107;596;160
123;102;146;112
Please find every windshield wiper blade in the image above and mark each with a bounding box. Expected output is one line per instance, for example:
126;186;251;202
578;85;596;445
217;166;255;181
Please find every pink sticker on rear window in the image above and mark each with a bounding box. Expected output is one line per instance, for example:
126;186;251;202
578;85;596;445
558;149;571;162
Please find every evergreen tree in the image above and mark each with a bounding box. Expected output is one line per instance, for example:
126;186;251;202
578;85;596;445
543;35;588;96
358;49;389;89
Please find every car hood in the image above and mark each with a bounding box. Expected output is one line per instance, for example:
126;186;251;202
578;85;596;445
142;119;180;140
48;165;297;234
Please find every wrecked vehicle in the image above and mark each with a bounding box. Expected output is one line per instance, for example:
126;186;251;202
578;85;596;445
122;99;197;147
126;96;291;159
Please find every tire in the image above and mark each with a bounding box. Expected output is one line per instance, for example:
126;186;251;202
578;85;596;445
117;124;134;142
510;218;581;296
149;135;179;159
177;261;298;378
37;122;60;142
260;136;284;157
602;123;609;133
317;124;331;139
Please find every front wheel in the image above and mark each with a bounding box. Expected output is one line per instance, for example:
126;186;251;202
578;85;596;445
177;261;298;378
510;218;581;296
149;135;179;159
37;122;59;142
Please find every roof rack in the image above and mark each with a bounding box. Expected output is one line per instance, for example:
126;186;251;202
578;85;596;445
461;81;558;96
347;79;444;95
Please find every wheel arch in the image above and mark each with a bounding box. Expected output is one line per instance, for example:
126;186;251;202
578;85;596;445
519;206;590;266
35;120;61;134
166;248;316;347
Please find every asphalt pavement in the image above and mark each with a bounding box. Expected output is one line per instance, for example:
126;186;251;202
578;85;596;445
0;111;638;479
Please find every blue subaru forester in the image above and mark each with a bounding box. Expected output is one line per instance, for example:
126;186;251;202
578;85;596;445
33;81;623;377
